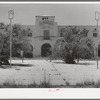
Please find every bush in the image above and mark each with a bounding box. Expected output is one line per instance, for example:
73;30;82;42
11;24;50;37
24;52;33;58
52;26;94;64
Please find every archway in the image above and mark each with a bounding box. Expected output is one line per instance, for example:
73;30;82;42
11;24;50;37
41;43;52;57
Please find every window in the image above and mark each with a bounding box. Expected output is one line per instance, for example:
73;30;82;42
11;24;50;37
42;17;48;20
60;28;66;33
83;28;88;37
43;30;50;40
27;28;32;37
28;33;32;37
59;28;66;37
60;33;64;37
42;17;44;20
93;33;98;37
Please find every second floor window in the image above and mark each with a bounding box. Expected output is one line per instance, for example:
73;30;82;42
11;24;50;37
93;33;98;37
43;30;50;40
60;33;64;37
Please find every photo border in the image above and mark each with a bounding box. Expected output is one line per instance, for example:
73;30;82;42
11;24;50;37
0;1;100;99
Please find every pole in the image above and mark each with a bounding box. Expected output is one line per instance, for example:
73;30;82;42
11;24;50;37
95;11;99;69
97;20;99;69
20;50;23;63
44;68;46;83
8;10;14;67
10;19;12;67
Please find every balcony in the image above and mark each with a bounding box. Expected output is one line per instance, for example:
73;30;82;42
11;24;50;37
34;35;58;41
43;36;50;40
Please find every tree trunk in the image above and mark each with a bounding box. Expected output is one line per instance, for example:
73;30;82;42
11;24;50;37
65;56;76;64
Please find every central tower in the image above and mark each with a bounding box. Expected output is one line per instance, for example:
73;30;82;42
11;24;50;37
33;15;58;57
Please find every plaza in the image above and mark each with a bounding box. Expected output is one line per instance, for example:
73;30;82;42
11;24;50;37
0;59;99;87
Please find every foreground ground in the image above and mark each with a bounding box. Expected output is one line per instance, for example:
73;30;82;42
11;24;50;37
0;59;100;87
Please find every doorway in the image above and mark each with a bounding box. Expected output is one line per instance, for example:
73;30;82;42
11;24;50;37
41;43;52;57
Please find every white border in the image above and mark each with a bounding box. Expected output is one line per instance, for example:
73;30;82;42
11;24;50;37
0;2;100;99
1;88;100;99
0;2;100;4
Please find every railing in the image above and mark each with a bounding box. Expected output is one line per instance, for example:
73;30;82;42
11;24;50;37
34;35;58;40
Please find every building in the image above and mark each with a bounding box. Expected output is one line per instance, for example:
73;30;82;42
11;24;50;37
27;15;100;57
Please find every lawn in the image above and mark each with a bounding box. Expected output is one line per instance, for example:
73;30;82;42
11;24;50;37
0;59;100;88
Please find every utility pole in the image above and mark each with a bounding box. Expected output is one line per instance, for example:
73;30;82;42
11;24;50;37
8;10;14;66
95;11;100;69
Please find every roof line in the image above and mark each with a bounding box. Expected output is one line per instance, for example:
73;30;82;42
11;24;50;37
36;15;55;17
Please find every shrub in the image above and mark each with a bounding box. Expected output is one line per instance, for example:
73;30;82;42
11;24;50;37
52;26;94;64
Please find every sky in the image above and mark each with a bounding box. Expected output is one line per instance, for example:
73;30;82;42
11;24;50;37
0;3;100;25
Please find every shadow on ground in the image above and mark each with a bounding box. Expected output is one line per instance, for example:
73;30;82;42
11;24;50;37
11;64;34;67
53;61;94;65
53;62;65;64
77;62;94;65
0;64;34;69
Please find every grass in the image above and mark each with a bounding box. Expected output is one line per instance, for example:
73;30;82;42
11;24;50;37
0;59;100;88
1;80;100;88
0;81;53;88
73;80;100;88
73;81;95;88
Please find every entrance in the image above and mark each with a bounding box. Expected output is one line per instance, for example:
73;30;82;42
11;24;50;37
41;43;52;57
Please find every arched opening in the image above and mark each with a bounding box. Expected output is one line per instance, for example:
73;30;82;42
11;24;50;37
41;43;52;57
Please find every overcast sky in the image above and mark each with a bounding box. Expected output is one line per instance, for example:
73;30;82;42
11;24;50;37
0;3;100;25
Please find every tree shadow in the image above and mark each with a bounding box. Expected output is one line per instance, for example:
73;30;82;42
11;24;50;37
11;64;34;67
0;63;34;69
53;61;94;65
53;62;65;64
76;62;94;65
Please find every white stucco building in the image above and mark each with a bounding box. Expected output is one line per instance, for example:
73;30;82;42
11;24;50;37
25;15;100;57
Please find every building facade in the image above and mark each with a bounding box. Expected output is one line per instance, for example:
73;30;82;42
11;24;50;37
28;15;100;57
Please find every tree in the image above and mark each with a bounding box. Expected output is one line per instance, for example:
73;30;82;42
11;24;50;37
0;23;33;65
0;23;10;65
12;24;33;58
52;26;94;64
